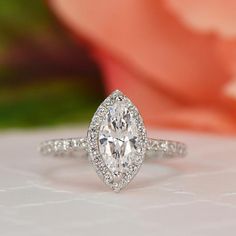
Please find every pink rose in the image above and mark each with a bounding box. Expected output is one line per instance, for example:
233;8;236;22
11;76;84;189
49;0;236;134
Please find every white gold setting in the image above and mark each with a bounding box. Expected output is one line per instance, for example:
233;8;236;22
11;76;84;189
39;90;187;192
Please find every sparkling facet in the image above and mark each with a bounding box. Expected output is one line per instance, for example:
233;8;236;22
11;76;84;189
98;100;139;174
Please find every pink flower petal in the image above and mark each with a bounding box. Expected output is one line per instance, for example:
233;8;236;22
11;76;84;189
50;0;229;103
49;0;236;134
166;0;236;38
97;50;236;134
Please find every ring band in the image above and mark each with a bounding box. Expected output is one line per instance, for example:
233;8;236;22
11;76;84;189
40;137;186;158
39;90;187;192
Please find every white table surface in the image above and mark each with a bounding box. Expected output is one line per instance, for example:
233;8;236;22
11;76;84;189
0;127;236;236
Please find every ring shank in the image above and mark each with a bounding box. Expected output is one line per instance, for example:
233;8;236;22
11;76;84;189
146;138;187;158
39;137;87;156
39;137;187;159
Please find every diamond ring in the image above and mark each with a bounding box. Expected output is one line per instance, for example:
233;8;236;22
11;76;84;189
39;90;187;192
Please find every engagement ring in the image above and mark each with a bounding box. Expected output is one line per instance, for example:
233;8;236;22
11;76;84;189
39;90;187;192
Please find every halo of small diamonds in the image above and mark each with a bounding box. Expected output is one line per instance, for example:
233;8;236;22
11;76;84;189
87;90;147;192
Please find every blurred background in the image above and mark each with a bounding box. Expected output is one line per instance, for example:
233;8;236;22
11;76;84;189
0;1;104;129
1;0;236;134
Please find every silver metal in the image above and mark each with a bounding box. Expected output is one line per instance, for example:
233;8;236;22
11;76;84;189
39;90;187;192
39;137;187;158
39;137;87;156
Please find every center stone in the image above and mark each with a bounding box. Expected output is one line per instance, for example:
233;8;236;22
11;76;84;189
99;101;138;174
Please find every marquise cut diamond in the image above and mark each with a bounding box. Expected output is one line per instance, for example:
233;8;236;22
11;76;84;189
99;100;139;174
87;90;147;191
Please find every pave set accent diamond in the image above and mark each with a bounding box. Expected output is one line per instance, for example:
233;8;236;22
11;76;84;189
40;137;87;156
39;90;187;192
147;139;187;158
